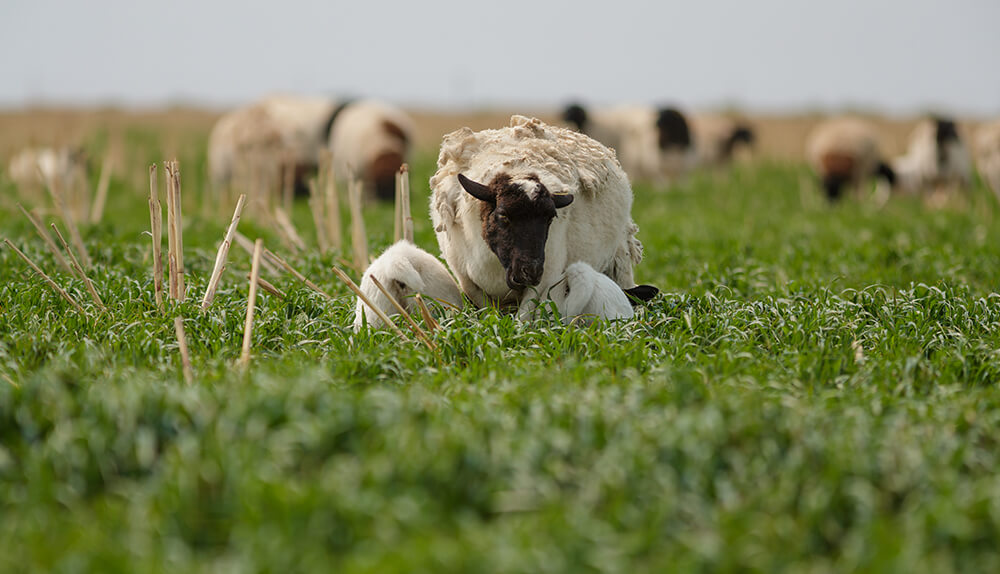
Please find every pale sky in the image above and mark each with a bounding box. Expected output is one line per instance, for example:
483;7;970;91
1;0;998;115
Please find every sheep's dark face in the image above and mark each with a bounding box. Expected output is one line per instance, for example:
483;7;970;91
458;173;574;290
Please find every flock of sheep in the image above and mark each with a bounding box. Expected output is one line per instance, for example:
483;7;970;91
7;95;1000;330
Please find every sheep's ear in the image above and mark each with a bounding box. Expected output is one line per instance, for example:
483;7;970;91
552;193;574;209
457;174;494;203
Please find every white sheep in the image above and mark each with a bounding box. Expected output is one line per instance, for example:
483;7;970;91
327;100;415;201
563;103;696;185
892;117;972;194
547;261;634;325
691;114;756;168
7;146;87;190
208;94;335;194
806;117;895;201
975;120;1000;202
429;115;655;320
353;240;463;331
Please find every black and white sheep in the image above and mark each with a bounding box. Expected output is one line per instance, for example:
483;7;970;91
353;240;463;331
806;117;896;201
975;120;1000;202
327;100;415;201
562;103;696;184
892;117;973;194
208;95;414;200
691;114;756;168
428;115;656;319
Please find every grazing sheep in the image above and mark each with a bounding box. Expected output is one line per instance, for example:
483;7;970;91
353;241;463;331
547;261;634;324
429;115;656;319
7;146;87;190
208;94;335;195
892;117;973;194
975;120;1000;202
327;100;415;201
562;103;695;184
806;118;896;201
691;114;756;168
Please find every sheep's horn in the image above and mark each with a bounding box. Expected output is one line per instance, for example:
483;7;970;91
457;174;495;203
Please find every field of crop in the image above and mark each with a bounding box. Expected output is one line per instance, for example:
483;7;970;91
3;114;1000;572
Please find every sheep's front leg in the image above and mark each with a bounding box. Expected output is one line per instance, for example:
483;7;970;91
455;271;487;309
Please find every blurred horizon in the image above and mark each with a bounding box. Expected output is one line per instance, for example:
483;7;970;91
2;0;998;117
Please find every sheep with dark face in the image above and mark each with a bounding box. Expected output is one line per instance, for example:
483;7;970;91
562;103;696;185
327;100;414;201
430;115;656;319
806;117;896;201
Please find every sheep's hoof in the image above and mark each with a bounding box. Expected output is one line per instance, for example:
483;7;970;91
624;285;659;306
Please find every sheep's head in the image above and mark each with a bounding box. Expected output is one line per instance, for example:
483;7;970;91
458;173;573;289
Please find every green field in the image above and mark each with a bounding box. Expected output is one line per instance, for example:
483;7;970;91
3;141;1000;572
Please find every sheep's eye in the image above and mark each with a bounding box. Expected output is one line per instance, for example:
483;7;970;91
494;213;509;224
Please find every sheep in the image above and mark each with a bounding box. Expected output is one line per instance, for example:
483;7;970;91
892;117;973;195
7;146;87;191
974;120;1000;202
429;115;657;320
353;240;463;331
547;261;635;325
805;117;896;201
208;95;414;201
562;103;696;185
691;114;756;168
327;100;415;201
208;94;335;196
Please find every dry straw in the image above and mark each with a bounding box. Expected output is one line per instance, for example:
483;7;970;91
90;155;113;224
369;275;436;350
330;266;405;338
148;165;164;310
201;194;248;311
348;177;368;270
174;317;193;384
17;203;74;275
264;247;332;300
50;223;106;312
240;239;264;367
3;238;86;315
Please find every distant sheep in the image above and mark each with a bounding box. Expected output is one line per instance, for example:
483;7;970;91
547;261;635;324
562;103;696;184
208;95;414;200
208;94;335;195
691;114;756;168
892;117;972;194
806;118;895;201
327;100;415;200
975;120;1000;202
429;115;656;319
7;146;87;190
353;241;463;331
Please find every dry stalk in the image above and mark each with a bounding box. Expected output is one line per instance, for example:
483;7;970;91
264;247;332;300
274;207;307;251
3;238;86;315
174;317;193;384
167;160;186;300
370;276;436;350
394;170;402;243
399;164;413;243
201;194;248;311
164;162;177;299
247;274;285;298
50;223;106;312
240;239;264;366
330;266;406;338
234;231;280;275
324;163;343;251
90;155;113;224
414;293;441;331
307;179;329;253
148;165;164;310
17;203;74;275
44;172;91;268
348;177;368;269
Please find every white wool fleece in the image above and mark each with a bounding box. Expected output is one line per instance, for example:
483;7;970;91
429;115;644;317
548;262;634;325
353;241;463;331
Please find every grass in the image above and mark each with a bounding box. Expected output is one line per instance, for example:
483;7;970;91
2;138;1000;572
